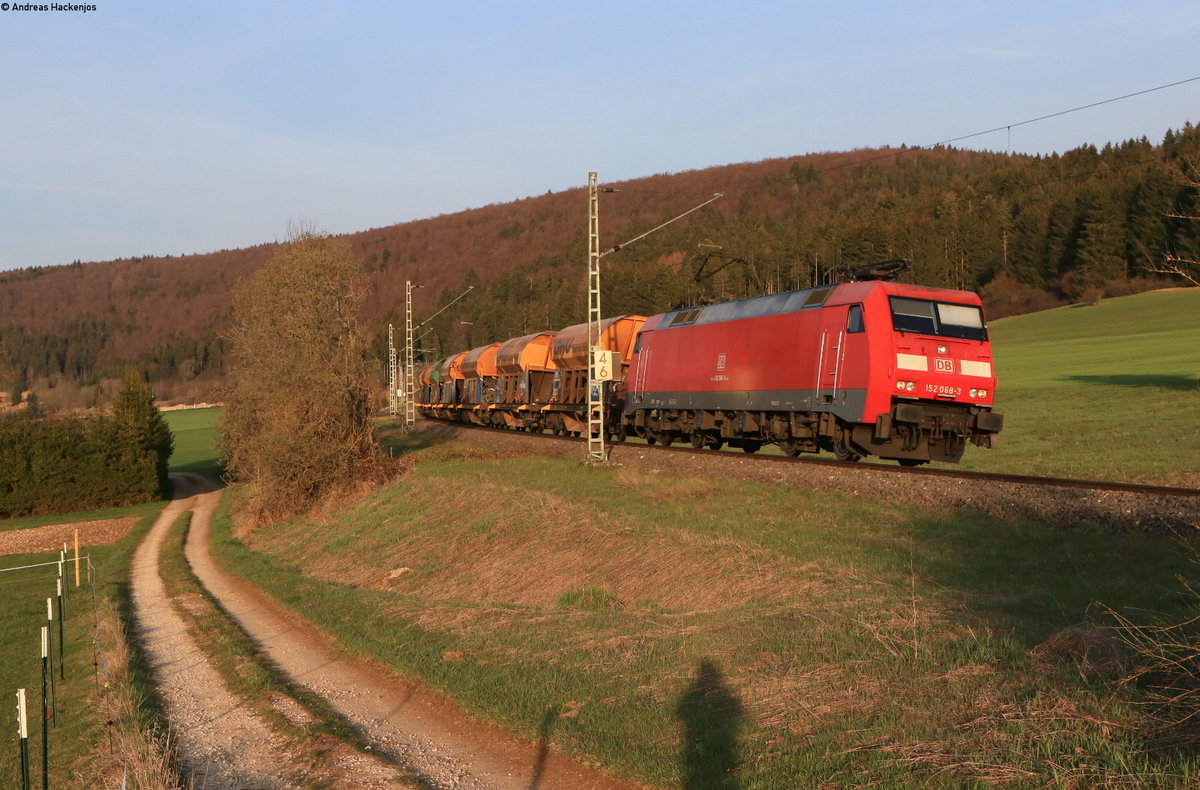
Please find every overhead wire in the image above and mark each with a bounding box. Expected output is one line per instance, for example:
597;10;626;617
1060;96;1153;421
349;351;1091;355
605;75;1200;199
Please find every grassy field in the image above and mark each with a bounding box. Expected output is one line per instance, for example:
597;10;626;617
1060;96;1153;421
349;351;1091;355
163;406;223;479
0;512;169;788
211;429;1200;789
959;289;1200;485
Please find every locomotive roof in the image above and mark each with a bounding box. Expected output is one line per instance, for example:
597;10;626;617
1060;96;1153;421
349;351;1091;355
653;281;981;330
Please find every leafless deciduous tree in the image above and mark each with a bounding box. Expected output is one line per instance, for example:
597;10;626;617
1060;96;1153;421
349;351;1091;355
220;231;378;519
1150;159;1200;287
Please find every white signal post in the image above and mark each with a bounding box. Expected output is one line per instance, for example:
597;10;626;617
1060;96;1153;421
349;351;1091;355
584;172;723;463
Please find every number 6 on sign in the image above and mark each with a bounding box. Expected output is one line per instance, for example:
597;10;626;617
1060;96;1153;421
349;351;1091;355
592;349;619;382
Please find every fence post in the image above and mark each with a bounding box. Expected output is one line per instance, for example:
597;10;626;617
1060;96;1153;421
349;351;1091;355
45;599;56;726
56;580;64;681
40;627;49;790
17;688;30;790
74;532;80;589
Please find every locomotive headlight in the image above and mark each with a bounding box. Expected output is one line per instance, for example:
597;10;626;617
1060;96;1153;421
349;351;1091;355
969;388;978;398
905;381;915;392
896;380;905;390
979;389;988;398
937;345;947;354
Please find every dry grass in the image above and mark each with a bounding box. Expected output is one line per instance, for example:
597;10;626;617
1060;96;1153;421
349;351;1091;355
250;474;845;614
85;599;189;790
1031;626;1132;682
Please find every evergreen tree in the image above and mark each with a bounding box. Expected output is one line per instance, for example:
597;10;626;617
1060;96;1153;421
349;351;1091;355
111;369;174;498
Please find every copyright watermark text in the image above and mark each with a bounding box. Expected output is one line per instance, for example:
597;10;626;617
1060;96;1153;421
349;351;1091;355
1;3;99;12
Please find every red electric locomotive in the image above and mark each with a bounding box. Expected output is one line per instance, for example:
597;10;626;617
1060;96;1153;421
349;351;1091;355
621;280;1002;464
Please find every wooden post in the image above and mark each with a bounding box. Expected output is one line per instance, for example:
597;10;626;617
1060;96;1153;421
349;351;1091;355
73;532;80;589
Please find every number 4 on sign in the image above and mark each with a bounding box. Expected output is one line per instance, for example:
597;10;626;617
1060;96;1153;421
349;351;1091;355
592;349;618;382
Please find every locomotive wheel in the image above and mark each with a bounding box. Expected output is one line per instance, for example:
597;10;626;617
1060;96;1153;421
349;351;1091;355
832;438;862;462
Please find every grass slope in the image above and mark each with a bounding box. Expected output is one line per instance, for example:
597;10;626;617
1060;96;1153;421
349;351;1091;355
213;433;1200;789
960;289;1200;485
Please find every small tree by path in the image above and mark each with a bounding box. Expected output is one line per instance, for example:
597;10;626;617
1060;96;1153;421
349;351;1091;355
220;231;378;519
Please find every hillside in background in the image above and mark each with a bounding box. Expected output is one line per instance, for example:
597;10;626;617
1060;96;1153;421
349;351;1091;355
1;124;1198;409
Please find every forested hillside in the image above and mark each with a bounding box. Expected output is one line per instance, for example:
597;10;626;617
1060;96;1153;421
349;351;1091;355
2;124;1197;409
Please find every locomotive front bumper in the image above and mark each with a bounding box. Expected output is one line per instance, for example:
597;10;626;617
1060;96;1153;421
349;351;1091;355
891;401;1004;435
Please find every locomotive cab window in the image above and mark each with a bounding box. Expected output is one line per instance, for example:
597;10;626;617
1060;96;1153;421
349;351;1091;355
889;297;987;341
846;304;864;333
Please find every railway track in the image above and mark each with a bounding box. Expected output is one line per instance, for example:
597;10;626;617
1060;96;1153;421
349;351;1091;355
409;418;1200;536
419;418;1200;500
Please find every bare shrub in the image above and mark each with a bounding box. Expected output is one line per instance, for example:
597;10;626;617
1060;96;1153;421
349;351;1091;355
979;272;1064;319
220;232;379;520
1109;601;1200;748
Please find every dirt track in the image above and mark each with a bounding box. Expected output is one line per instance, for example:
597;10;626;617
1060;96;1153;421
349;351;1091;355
131;473;643;790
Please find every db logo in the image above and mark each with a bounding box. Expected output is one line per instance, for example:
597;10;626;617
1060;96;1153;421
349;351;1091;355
935;358;954;373
716;353;727;371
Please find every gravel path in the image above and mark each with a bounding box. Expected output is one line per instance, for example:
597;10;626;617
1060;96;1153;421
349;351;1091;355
130;479;302;790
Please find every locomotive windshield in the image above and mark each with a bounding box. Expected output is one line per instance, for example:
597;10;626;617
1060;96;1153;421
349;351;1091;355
889;297;988;341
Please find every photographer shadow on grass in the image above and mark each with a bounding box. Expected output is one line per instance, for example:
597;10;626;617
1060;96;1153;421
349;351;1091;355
676;658;744;790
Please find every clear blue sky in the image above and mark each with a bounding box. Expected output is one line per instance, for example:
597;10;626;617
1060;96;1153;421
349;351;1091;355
1;0;1197;272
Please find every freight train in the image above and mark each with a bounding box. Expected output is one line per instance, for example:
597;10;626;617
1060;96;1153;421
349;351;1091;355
416;279;1003;465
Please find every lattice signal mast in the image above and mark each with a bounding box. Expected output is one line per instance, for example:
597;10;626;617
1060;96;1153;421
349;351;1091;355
585;172;723;463
387;324;399;417
405;280;417;427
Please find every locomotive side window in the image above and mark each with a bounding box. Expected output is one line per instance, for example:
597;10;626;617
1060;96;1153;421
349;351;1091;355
846;304;864;333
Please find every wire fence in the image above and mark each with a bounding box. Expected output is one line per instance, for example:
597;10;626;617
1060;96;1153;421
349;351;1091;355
2;542;136;790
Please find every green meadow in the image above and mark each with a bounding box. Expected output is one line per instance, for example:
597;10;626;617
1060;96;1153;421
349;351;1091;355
163;406;223;479
959;289;1200;485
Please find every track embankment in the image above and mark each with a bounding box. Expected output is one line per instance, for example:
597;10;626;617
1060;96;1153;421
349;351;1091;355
415;421;1200;535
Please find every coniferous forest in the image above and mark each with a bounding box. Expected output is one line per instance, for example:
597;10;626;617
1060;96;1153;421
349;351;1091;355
1;125;1198;410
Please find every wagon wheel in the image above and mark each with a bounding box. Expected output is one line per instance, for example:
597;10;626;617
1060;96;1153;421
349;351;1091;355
660;432;675;447
741;441;761;454
690;432;706;449
779;439;803;457
897;458;926;467
707;439;724;451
